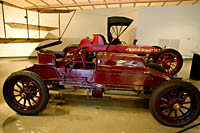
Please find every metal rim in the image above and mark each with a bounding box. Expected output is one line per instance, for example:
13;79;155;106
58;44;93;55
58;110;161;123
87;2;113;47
156;87;196;123
9;77;42;111
156;52;181;74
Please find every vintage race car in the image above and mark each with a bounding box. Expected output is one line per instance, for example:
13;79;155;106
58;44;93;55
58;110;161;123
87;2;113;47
3;44;200;127
63;16;183;75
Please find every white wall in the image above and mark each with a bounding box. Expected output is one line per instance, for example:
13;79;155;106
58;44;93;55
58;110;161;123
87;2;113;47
1;4;200;58
0;6;137;57
136;5;200;58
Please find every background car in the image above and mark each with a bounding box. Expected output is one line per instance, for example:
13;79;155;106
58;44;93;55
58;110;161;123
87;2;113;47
64;16;183;75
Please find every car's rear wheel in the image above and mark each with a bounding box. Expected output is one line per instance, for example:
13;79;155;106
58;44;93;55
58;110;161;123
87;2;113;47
150;80;200;127
153;49;183;75
3;71;49;115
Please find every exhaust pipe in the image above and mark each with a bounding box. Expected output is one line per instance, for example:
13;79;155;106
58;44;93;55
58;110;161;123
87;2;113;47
104;89;141;96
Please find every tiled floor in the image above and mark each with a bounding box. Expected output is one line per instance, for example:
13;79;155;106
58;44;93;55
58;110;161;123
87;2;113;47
0;58;199;133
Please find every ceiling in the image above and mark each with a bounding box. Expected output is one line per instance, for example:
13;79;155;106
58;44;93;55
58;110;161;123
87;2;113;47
1;0;200;11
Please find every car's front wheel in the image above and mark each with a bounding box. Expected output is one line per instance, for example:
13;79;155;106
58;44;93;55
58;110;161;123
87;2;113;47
150;80;200;127
3;70;49;115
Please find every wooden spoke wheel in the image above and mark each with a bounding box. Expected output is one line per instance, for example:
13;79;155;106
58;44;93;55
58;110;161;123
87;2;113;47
153;49;183;75
3;71;49;115
150;80;200;127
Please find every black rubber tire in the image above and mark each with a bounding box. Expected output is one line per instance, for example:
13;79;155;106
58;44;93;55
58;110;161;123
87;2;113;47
63;45;87;60
3;70;49;115
153;48;183;75
152;45;162;50
148;46;162;62
150;80;200;127
146;63;166;73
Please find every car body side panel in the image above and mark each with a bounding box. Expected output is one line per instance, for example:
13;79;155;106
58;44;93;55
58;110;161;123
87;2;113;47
94;71;150;86
25;64;64;80
24;51;169;90
79;34;161;54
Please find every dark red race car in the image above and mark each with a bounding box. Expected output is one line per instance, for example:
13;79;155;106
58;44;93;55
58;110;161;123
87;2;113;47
3;43;200;127
63;16;183;75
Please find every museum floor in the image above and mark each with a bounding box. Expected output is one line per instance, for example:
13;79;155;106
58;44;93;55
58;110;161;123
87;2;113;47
0;58;199;133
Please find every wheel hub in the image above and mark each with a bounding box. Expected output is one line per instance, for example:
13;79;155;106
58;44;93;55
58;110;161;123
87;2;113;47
173;103;181;110
21;92;26;98
163;60;171;69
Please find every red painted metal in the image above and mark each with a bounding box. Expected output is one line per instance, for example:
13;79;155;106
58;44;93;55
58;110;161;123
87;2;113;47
38;52;56;65
25;50;170;91
80;34;161;55
26;64;62;80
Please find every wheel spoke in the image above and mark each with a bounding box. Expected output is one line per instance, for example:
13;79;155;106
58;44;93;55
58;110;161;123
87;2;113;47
31;98;38;104
167;55;171;60
161;98;169;103
34;95;40;98
14;94;21;97
171;56;175;60
166;93;173;100
160;104;168;108
23;98;27;106
24;82;29;89
168;68;173;73
27;81;30;88
20;81;25;88
179;108;184;115
177;90;184;99
181;105;189;110
173;92;176;98
168;109;173;117
182;101;191;104
174;110;178;118
28;99;32;107
157;59;163;64
161;108;169;113
13;89;20;93
17;97;23;103
16;83;22;89
170;63;176;67
29;86;34;91
170;65;175;69
31;90;39;94
181;94;189;101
